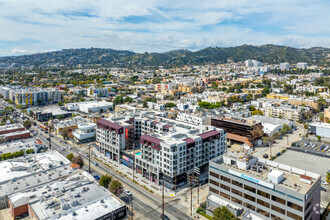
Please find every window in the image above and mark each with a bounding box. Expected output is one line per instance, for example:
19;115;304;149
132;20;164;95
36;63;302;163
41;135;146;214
271;204;285;215
256;208;269;217
272;195;285;205
287;201;302;212
220;192;230;200
271;214;282;220
257;199;270;208
287;211;302;220
257;190;270;199
231;196;242;205
220;184;230;192
244;185;256;193
243;202;255;211
305;197;313;211
232;180;243;188
210;171;219;179
232;188;242;197
210;179;219;187
244;193;255;202
220;175;230;183
210;187;219;194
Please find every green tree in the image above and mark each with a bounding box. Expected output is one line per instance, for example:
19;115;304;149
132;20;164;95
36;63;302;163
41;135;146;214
213;206;236;220
249;105;256;111
23;120;32;129
262;137;269;145
99;175;112;188
17;104;24;109
57;101;63;106
304;124;309;130
72;155;84;168
66;153;74;161
113;96;123;107
109;179;123;196
143;101;148;108
62;128;70;140
246;93;253;101
165;103;176;108
327;172;330;184
124;96;133;103
317;135;321;142
262;86;270;97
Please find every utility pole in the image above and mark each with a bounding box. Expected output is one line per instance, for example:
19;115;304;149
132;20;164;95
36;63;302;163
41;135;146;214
48;122;51;150
194;167;201;205
133;144;135;183
190;175;193;216
88;144;91;174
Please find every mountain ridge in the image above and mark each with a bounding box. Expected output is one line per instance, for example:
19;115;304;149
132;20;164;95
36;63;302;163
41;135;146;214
1;44;329;68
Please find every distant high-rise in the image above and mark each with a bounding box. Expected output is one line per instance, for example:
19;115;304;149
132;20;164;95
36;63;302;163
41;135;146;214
245;59;262;67
279;62;290;70
296;62;308;69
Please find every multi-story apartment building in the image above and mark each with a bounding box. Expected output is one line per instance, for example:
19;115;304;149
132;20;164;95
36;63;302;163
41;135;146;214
12;88;64;106
294;85;328;94
296;62;308;69
262;105;303;121
279;62;290;70
207;152;321;220
266;93;290;101
96;112;227;187
176;112;209;125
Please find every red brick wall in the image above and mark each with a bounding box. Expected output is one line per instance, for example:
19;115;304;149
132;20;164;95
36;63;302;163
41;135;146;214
0;127;25;135
8;199;28;219
5;132;30;142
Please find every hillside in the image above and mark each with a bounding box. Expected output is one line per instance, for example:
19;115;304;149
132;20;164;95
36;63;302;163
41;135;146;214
0;45;329;68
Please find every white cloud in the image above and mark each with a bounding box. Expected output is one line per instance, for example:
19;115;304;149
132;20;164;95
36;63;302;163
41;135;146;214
0;0;329;55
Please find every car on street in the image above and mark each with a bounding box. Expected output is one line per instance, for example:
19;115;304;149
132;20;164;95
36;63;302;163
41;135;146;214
50;134;54;137
276;152;281;157
46;137;50;141
321;187;327;192
160;214;170;220
124;189;132;197
93;162;98;166
263;154;269;159
321;181;328;185
94;175;100;180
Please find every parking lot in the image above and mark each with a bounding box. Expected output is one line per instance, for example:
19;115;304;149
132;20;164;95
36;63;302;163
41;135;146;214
293;140;330;155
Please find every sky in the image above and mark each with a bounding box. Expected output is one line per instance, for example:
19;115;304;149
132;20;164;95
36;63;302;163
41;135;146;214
0;0;329;56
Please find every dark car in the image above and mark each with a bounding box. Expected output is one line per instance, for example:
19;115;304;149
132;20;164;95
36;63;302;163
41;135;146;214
276;152;281;157
160;214;170;220
321;187;327;192
94;175;100;180
46;137;50;141
263;154;269;159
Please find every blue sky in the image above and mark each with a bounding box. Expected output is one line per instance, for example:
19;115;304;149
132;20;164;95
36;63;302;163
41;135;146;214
0;0;329;56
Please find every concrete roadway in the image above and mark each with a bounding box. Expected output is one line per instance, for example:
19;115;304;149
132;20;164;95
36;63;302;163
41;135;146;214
30;124;191;220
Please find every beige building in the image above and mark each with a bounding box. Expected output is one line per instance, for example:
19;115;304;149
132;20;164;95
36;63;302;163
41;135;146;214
263;106;302;121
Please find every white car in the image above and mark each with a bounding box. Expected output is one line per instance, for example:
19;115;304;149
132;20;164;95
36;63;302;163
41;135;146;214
321;181;328;185
124;189;132;196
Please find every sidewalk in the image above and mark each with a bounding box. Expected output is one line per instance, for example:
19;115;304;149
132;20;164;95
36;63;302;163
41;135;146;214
92;149;191;197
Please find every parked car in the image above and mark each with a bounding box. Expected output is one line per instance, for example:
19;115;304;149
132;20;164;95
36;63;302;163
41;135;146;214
46;137;50;141
93;162;98;166
124;189;132;197
160;214;170;220
263;154;269;159
94;175;100;180
321;187;327;192
321;181;328;185
276;152;281;157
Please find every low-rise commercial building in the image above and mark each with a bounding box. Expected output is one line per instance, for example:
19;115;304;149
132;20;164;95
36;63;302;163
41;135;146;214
207;152;321;220
308;122;330;138
7;171;126;220
0;151;73;209
65;100;113;113
31;106;72;121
